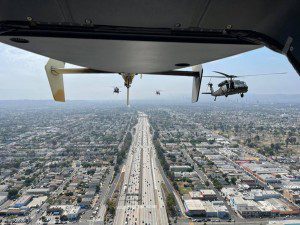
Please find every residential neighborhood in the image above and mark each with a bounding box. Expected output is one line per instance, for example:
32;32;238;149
0;101;299;225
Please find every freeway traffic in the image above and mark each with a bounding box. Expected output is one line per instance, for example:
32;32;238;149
113;113;168;225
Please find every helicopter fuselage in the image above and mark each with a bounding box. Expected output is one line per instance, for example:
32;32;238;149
211;80;248;97
113;87;120;94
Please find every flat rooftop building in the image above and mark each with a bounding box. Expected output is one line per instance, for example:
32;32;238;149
184;199;205;216
0;195;7;206
27;196;48;208
170;165;192;172
26;188;50;195
189;190;217;200
13;195;32;208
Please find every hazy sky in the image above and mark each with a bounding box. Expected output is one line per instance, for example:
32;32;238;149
0;42;299;102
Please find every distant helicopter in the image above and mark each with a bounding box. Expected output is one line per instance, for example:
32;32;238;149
155;90;163;95
202;71;286;101
113;86;120;94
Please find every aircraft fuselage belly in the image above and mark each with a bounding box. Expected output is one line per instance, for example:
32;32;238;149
0;36;259;73
213;86;248;96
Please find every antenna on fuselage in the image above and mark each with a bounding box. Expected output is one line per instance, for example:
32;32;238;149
126;87;130;107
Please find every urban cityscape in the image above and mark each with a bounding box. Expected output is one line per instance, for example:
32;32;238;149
0;101;299;225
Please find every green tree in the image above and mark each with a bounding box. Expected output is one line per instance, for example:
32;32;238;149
212;179;223;190
8;189;19;200
231;177;237;185
166;193;177;216
41;216;47;222
60;215;68;221
107;199;116;216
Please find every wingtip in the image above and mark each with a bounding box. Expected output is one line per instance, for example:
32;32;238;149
53;89;65;102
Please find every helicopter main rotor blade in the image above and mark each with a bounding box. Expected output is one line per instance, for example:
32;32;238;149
213;71;237;78
235;72;287;77
203;76;226;78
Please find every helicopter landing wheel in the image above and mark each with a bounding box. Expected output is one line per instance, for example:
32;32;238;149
241;93;244;98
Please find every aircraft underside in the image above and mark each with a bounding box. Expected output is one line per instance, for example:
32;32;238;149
0;0;299;105
218;87;248;97
0;0;299;74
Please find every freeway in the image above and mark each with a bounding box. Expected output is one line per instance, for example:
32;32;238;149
113;113;168;225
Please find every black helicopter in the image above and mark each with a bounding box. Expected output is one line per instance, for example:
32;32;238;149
155;90;163;95
202;71;286;101
113;86;120;94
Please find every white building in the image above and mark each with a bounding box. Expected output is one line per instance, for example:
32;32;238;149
26;188;50;195
0;195;7;206
27;196;48;208
184;199;205;216
48;205;80;220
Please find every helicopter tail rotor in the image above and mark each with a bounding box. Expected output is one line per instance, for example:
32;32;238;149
208;83;214;93
205;78;213;93
202;79;214;95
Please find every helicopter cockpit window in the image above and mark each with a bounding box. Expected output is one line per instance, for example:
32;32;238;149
234;80;246;87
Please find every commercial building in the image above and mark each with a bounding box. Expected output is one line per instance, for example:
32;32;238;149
80;197;93;208
265;198;299;215
244;189;281;201
174;171;197;179
202;201;229;218
189;190;217;201
202;201;218;217
170;165;192;172
13;195;33;208
283;189;300;205
259;174;281;184
0;208;29;216
0;192;8;206
0;185;8;192
26;188;50;195
237;204;261;218
212;201;230;218
200;189;217;200
0;195;7;206
240;175;257;187
27;196;48;208
221;187;239;200
48;205;81;220
184;199;205;216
